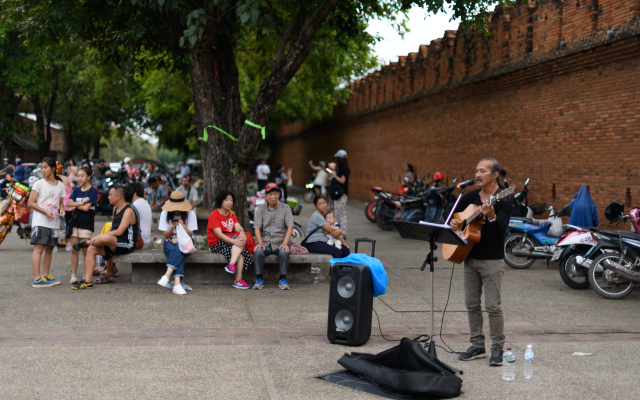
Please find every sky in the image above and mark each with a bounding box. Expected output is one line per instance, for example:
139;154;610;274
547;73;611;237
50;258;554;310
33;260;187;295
367;5;461;65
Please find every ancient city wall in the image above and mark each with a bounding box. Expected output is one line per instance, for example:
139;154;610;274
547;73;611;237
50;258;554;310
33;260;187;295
273;0;640;223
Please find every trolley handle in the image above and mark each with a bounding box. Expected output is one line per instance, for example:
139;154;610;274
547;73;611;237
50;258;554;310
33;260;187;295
355;238;376;257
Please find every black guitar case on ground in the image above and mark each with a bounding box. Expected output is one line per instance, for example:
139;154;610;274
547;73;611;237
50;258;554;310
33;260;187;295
318;337;463;399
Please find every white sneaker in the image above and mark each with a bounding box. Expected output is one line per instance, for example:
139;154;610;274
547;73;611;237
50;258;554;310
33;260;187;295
173;284;187;295
157;276;169;287
70;274;79;284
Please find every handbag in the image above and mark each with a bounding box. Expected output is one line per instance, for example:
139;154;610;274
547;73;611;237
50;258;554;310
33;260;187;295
176;224;195;254
300;226;323;247
328;178;344;200
244;231;256;254
65;211;76;239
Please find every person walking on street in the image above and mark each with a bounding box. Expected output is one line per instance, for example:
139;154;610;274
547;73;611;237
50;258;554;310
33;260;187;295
255;159;270;192
253;183;294;290
449;158;513;367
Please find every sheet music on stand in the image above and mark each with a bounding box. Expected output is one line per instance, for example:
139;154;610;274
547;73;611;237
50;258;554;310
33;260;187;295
418;220;467;246
392;220;467;247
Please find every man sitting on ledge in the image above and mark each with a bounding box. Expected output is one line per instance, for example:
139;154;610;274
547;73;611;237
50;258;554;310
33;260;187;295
72;186;139;290
253;183;294;290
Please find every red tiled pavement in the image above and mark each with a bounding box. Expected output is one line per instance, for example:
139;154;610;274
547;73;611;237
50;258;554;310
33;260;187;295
0;325;637;348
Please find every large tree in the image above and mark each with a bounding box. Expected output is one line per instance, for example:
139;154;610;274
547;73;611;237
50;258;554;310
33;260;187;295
17;0;502;224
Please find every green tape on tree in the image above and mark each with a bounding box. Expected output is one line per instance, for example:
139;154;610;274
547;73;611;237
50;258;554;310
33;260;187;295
244;120;265;140
199;125;237;142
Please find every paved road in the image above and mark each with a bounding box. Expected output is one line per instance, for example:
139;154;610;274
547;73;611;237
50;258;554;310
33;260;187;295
0;187;638;399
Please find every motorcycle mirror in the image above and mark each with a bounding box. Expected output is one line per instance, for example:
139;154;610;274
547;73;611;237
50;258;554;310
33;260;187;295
524;178;530;186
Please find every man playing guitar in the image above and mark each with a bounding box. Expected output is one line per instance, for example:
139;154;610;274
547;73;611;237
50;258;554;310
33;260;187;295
449;158;513;367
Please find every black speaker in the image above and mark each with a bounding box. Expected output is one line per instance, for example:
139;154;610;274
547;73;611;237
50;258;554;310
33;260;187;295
327;263;374;346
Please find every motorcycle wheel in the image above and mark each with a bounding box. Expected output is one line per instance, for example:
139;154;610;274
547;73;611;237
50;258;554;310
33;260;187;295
303;190;314;203
365;201;377;223
375;206;395;231
292;226;304;238
503;233;536;269
587;253;635;300
558;247;591;290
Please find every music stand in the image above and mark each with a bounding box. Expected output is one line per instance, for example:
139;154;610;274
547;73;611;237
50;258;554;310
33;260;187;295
390;220;467;356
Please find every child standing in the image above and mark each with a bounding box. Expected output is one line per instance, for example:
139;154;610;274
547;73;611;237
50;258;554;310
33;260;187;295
66;167;98;284
27;158;66;287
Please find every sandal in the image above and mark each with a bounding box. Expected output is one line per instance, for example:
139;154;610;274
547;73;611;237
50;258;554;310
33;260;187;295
100;266;118;277
95;275;113;284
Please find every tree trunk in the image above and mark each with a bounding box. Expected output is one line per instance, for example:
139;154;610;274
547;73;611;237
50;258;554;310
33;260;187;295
191;0;339;228
32;96;47;159
191;12;246;226
64;101;75;159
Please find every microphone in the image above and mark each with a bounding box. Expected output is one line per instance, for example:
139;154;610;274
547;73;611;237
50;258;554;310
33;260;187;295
456;179;475;189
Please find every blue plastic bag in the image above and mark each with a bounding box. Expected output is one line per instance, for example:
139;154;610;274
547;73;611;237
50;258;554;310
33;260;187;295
330;253;387;297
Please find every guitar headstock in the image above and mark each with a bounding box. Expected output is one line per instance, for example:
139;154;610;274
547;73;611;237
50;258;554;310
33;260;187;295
489;186;516;205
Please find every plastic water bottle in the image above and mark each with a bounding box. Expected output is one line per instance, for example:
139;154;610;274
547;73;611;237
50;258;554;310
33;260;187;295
524;344;534;379
502;348;515;381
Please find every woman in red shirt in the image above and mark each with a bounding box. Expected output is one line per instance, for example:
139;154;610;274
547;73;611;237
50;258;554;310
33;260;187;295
207;190;251;289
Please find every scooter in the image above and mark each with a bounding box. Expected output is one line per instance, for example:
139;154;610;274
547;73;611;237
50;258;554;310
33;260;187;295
586;205;640;299
503;204;571;269
551;224;599;289
551;200;629;289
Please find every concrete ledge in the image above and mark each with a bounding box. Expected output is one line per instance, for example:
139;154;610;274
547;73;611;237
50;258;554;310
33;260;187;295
112;250;332;284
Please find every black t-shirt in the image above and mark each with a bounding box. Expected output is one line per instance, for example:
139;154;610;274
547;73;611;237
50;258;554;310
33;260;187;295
454;188;513;260
337;163;350;195
70;186;98;231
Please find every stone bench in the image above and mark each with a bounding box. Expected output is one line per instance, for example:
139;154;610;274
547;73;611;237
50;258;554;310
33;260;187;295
112;250;332;284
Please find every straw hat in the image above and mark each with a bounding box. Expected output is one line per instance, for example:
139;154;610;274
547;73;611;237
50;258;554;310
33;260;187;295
162;191;192;212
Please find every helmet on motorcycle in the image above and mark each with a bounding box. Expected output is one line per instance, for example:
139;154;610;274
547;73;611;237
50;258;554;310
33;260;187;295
131;168;140;180
401;177;410;186
605;200;625;223
433;171;444;182
55;161;63;174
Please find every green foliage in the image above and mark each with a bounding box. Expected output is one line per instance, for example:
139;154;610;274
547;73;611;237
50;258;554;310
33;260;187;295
100;132;158;162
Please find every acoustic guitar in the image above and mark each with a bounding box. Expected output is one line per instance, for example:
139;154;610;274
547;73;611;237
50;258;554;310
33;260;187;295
442;186;516;264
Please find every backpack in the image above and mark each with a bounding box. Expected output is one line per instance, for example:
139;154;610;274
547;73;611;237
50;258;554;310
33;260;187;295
328;178;344;200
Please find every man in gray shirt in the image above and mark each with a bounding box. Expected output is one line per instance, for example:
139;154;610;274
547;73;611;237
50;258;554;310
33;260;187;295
253;183;294;290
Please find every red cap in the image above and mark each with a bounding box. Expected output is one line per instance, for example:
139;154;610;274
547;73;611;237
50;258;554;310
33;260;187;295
265;183;279;193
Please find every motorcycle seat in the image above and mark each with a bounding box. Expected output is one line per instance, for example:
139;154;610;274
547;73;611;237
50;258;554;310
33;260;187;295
510;217;535;224
591;228;640;240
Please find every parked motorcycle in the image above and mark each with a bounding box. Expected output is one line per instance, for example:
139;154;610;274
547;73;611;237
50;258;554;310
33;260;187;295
401;180;458;224
366;179;423;225
552;224;599;289
585;203;640;299
503;204;571;269
0;178;30;245
303;180;315;203
552;200;628;289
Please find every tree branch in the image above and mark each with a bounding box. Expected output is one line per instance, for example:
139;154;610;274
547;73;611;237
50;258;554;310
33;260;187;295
270;8;304;73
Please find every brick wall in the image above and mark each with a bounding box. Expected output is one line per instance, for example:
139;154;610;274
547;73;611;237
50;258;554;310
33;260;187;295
273;0;640;225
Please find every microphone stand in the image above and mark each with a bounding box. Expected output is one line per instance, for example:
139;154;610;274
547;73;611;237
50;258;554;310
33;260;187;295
414;184;469;356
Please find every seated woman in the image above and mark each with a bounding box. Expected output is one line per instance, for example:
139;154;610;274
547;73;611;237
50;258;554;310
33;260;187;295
157;191;198;295
207;190;251;289
303;195;350;258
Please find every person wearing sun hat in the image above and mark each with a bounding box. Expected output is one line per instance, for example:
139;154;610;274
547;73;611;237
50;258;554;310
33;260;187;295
157;191;198;295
